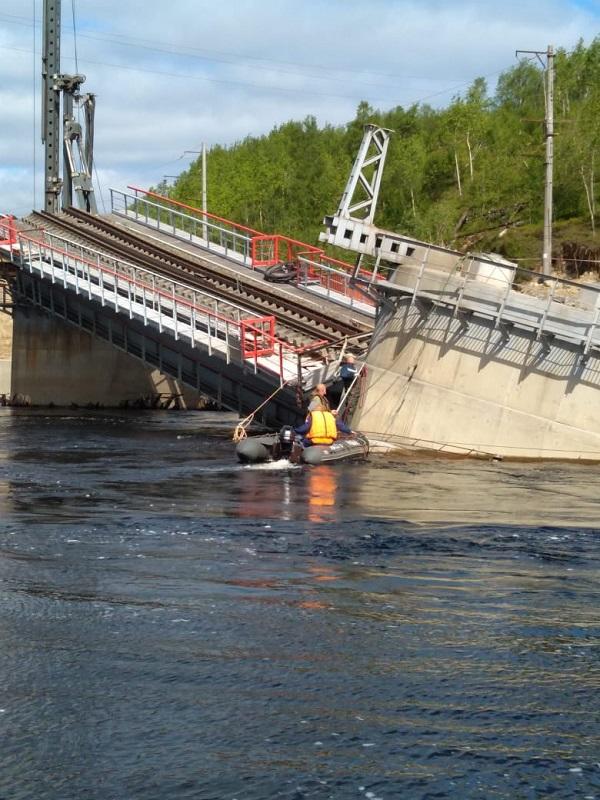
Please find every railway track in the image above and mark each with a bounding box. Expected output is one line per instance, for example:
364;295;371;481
25;209;373;351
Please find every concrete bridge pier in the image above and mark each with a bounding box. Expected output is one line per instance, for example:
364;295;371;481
0;308;12;400
0;303;204;409
354;295;600;460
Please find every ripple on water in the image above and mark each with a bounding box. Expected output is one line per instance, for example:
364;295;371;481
0;410;599;799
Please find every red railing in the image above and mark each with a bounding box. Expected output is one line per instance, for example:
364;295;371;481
125;189;374;299
7;222;330;380
250;233;378;308
0;215;17;246
123;188;382;293
251;234;322;268
294;249;378;309
240;316;276;358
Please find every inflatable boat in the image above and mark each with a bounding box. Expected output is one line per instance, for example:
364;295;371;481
236;425;369;465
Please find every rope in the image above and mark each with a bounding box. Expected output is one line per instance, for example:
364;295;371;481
359;427;600;459
336;363;365;414
232;379;293;442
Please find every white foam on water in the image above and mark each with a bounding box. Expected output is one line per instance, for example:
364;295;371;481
243;459;300;471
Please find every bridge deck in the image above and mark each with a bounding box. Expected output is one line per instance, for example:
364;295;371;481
108;212;374;332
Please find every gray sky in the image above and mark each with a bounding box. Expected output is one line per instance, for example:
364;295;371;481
1;0;598;217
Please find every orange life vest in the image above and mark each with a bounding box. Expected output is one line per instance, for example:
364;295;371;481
307;410;338;445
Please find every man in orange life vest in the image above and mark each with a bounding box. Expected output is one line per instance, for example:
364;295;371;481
294;408;352;448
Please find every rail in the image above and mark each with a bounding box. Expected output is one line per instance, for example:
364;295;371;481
0;217;325;383
110;189;377;315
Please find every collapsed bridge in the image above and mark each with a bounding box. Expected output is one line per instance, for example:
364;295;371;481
0;188;375;425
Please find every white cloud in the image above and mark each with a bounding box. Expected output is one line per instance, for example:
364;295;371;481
0;0;598;216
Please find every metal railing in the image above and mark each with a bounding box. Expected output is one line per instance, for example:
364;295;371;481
391;250;600;356
109;190;379;315
250;233;321;267
296;250;377;314
0;221;325;384
111;187;256;266
0;215;16;246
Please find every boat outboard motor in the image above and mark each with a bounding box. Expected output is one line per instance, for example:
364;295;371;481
278;425;295;456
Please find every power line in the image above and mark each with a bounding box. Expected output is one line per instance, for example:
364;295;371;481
72;29;458;89
0;10;485;89
31;0;36;210
2;43;504;109
70;0;78;74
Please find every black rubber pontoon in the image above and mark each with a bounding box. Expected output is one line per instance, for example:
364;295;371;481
236;428;369;465
300;433;369;464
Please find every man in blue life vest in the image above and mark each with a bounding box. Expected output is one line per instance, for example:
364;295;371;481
339;354;358;392
294;408;352;447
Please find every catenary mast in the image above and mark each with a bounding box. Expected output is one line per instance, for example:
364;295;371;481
42;0;97;213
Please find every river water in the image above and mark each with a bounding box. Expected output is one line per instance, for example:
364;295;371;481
0;408;598;800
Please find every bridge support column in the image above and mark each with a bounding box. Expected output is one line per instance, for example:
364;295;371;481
9;305;204;408
0;308;12;398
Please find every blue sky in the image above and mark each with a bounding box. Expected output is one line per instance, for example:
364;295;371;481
0;0;598;217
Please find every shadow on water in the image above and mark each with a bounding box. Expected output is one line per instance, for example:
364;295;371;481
0;409;599;800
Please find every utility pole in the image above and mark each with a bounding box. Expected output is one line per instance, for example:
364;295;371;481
202;143;207;237
516;45;555;277
184;145;208;239
163;176;178;196
543;45;555;278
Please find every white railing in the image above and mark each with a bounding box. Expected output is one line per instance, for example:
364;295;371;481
0;220;325;384
391;252;600;356
296;252;377;315
111;187;255;266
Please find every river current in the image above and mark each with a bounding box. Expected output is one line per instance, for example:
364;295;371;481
0;408;598;800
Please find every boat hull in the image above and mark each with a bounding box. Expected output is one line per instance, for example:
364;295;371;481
236;432;369;465
300;434;369;464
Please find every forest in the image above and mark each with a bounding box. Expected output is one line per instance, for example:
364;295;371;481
160;38;600;274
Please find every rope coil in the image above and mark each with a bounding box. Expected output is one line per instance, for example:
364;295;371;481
232;380;293;443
